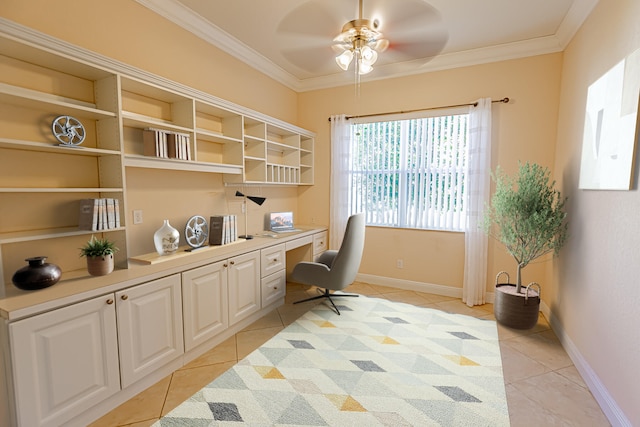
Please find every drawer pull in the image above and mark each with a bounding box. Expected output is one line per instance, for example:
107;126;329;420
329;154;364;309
273;258;278;262
230;261;235;265
223;263;228;268
106;299;114;305
121;294;128;301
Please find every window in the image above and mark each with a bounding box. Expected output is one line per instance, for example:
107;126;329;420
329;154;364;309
348;110;469;231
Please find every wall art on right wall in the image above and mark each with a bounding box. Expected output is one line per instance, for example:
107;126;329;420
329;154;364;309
579;48;640;190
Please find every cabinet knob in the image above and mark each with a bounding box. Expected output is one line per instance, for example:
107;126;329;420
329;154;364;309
223;263;228;268
106;298;114;305
121;294;128;300
273;258;278;262
274;286;278;290
230;261;235;265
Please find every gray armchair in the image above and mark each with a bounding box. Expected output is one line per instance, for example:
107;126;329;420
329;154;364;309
291;213;365;314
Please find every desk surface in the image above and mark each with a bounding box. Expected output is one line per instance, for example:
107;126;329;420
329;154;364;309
0;226;326;321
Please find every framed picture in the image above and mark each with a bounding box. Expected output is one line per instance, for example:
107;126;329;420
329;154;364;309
579;48;640;190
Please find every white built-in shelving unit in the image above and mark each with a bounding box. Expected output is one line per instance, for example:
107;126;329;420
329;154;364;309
0;20;314;287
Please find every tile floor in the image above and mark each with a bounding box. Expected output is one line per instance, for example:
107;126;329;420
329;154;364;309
89;282;610;427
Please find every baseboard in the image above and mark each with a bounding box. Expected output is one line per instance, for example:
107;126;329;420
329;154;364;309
355;273;463;298
545;311;632;427
356;273;629;426
356;273;502;305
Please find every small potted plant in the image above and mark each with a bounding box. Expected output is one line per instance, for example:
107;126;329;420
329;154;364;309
80;236;119;276
483;162;568;329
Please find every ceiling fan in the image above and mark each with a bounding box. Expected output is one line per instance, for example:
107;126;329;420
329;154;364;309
277;0;448;77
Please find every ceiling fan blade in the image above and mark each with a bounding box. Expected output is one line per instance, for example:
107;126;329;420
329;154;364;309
276;1;343;38
374;0;443;31
281;46;338;74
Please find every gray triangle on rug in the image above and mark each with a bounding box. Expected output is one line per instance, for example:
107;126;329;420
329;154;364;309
154;295;509;426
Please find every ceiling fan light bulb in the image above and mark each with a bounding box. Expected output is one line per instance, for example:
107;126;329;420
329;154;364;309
358;61;373;74
360;46;378;64
336;50;354;70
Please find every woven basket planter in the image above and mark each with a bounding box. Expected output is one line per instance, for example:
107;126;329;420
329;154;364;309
86;254;114;276
493;271;540;330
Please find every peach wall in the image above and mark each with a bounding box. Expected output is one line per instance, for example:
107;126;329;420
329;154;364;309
0;0;298;124
553;0;640;424
298;54;563;291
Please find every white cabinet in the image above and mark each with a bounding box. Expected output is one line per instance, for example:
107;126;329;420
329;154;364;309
182;260;229;351
228;251;261;325
9;295;120;427
116;274;184;388
261;244;286;307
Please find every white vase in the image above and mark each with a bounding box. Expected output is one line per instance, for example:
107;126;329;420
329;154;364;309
154;220;180;255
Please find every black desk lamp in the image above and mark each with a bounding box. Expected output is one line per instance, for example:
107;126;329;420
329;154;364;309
236;191;266;239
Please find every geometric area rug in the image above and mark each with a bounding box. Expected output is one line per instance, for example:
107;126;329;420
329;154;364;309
153;295;510;426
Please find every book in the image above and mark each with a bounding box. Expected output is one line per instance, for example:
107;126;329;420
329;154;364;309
106;198;116;229
114;198;120;228
209;216;225;245
99;198;108;230
143;129;158;157
78;198;99;231
167;133;178;159
222;215;228;244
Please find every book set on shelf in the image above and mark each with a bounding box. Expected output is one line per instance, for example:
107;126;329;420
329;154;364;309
78;198;121;231
143;128;191;160
209;215;237;245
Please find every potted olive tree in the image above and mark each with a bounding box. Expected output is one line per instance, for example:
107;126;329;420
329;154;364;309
483;162;568;329
80;236;119;276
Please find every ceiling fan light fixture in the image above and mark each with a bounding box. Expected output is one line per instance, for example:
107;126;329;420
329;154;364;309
332;0;387;76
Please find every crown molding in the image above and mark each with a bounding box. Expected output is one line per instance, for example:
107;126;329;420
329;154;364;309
136;0;599;93
134;0;302;91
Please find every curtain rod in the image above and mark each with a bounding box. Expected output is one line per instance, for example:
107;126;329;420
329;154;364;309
328;97;509;121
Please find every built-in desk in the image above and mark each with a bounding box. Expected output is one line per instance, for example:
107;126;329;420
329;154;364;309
0;225;327;321
0;225;327;427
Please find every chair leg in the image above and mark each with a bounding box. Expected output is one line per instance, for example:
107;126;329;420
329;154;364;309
293;289;359;315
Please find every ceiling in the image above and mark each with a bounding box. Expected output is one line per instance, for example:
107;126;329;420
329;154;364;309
136;0;599;92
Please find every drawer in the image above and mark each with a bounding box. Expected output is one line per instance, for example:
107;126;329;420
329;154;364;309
285;235;312;251
262;269;286;307
261;243;286;277
313;231;328;255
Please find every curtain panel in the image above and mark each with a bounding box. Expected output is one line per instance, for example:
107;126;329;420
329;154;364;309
463;98;492;307
329;115;351;250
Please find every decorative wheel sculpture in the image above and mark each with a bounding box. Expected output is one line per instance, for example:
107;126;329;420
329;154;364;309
184;215;209;248
52;115;86;146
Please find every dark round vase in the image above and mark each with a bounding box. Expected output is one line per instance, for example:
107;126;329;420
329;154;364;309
12;256;62;291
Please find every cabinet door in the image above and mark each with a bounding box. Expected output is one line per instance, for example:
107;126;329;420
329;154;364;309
228;251;261;325
261;243;286;277
116;274;184;388
182;260;229;352
9;295;120;427
262;269;286;307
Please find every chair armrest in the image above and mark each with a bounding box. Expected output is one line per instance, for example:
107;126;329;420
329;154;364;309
316;250;338;267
